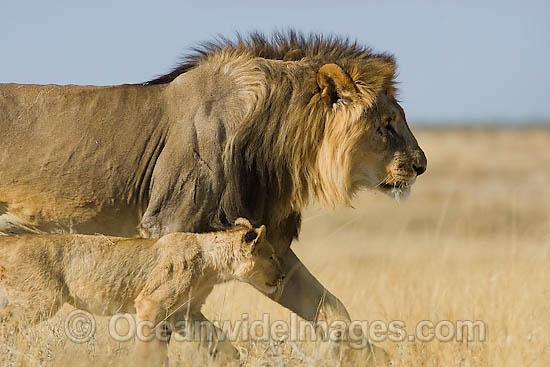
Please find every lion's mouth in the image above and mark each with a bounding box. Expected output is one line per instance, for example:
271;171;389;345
379;182;396;190
378;181;408;190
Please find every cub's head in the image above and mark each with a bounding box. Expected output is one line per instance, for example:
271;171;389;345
232;218;284;294
312;61;427;204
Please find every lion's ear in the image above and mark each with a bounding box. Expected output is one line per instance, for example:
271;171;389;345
317;64;358;104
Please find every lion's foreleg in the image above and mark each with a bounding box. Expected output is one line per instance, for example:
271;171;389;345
267;249;389;366
267;248;350;323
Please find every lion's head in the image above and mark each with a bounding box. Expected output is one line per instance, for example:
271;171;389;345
352;92;427;200
300;61;427;206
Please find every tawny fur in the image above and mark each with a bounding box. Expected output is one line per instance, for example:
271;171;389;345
0;31;425;254
0;219;282;361
0;31;425;364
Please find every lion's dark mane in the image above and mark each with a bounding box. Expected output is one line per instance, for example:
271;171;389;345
146;30;388;85
141;31;396;252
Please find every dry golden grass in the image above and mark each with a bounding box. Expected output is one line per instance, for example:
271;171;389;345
2;127;549;366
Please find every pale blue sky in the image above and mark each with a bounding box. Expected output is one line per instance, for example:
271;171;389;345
1;0;548;123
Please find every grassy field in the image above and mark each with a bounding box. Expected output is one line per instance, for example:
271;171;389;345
2;127;549;366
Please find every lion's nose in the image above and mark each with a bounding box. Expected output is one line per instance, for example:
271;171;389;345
413;164;426;176
412;150;427;176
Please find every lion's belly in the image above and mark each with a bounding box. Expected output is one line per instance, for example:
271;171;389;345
0;190;141;236
0;210;41;235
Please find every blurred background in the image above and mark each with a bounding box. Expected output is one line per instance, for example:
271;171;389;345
1;1;549;366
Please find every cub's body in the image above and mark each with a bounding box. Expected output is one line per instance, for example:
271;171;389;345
0;219;282;364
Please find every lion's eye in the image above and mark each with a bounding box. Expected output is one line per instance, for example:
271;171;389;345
384;117;396;134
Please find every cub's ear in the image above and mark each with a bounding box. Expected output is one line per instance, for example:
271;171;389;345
255;225;266;242
317;63;358;105
235;217;253;229
243;225;266;251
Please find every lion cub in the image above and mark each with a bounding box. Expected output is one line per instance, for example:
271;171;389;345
0;218;282;362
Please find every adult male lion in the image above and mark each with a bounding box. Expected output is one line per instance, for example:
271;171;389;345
0;32;426;363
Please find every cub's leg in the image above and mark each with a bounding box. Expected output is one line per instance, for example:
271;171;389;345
171;310;240;363
0;266;65;333
0;280;14;328
134;293;170;366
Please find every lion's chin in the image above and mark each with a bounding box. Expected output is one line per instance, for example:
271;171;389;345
378;181;413;201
